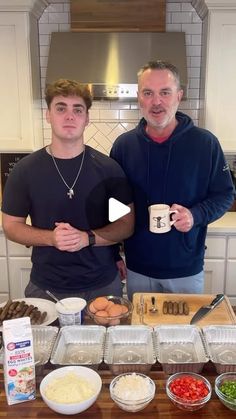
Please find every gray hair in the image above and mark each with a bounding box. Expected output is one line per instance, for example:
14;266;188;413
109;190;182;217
137;60;181;90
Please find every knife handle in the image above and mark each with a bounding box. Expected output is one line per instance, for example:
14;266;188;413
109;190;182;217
210;294;224;308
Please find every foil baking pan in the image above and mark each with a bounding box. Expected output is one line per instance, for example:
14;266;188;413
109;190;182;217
154;324;209;374
33;326;59;365
202;325;236;373
104;325;156;375
50;325;106;368
0;326;58;365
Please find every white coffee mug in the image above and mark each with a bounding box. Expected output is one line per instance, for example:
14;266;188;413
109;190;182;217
148;204;178;233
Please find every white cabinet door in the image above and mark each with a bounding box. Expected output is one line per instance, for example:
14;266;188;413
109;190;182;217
226;260;236;295
204;259;225;294
200;10;236;152
8;257;32;299
7;240;32;257
0;13;42;151
205;236;226;258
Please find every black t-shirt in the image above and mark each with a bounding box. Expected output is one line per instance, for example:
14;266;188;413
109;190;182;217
2;146;133;292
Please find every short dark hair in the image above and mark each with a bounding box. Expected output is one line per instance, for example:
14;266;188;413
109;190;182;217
137;60;181;90
45;79;92;111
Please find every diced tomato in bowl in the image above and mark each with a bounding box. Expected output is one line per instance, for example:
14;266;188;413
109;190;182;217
166;372;212;411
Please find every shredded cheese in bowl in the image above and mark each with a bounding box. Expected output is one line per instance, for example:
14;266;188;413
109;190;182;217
44;372;95;404
112;373;154;401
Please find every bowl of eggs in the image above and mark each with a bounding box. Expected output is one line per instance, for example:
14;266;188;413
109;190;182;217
86;295;133;326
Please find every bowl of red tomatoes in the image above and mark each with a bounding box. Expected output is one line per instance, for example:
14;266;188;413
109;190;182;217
166;372;212;411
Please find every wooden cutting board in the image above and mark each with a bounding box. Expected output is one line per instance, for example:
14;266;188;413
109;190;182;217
131;293;236;326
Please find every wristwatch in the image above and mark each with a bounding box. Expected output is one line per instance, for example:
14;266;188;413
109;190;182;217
87;230;96;246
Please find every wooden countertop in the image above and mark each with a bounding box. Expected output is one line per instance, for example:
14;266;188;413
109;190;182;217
0;363;235;418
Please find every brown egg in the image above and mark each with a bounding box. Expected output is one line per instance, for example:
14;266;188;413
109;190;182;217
121;304;129;314
106;300;115;310
89;302;97;314
93;296;109;311
95;310;109;325
107;304;123;317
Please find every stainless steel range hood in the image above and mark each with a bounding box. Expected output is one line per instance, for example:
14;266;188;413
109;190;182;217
46;32;188;100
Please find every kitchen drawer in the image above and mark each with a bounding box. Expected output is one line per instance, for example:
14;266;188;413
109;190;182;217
227;237;236;258
7;240;32;256
205;236;226;258
0;233;6;256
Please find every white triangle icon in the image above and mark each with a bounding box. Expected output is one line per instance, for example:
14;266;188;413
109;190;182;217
109;198;131;222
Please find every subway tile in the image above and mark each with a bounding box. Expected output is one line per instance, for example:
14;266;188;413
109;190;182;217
92;101;111;110
63;3;70;12
188;88;200;99
40;45;49;57
181;3;195;12
100;110;119;120
94;122;117;136
185;34;192;45
182;23;202;35
193;13;202;23
48;4;64;13
49;12;69;24
188;67;201;78
89;109;100;121
186;45;201;57
39;23;59;35
191;34;202;45
119;110;139;120
59;24;71;31
39;11;49;24
167;3;181;12
110;102;131;110
190;56;201;67
190;78;200;89
166;23;182;31
172;12;192;24
39;34;50;46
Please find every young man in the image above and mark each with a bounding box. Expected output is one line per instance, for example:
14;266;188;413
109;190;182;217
110;61;234;299
1;79;134;300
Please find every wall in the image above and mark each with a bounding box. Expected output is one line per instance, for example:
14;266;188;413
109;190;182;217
39;1;202;155
37;1;236;173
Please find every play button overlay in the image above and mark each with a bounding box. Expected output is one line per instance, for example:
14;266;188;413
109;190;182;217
109;198;130;222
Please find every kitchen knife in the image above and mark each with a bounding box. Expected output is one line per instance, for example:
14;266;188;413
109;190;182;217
190;294;225;324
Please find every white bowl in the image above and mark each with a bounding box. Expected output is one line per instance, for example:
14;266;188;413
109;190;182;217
40;366;102;415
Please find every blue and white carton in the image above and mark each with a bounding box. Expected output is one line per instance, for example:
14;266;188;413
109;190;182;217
2;317;36;405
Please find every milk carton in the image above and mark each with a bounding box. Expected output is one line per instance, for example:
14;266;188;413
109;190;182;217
2;317;36;405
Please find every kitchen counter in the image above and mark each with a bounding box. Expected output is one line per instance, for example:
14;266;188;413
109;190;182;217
1;363;236;418
208;212;236;233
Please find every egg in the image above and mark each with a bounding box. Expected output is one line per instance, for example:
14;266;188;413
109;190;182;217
109;318;121;326
88;302;97;314
94;310;109;325
121;304;129;314
107;304;123;317
106;300;115;310
93;297;109;311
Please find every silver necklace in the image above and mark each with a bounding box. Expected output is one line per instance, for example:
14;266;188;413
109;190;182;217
49;146;85;199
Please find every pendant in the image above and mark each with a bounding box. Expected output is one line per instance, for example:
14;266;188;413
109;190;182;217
67;188;74;199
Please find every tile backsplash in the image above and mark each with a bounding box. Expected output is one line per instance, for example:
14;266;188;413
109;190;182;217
39;1;202;155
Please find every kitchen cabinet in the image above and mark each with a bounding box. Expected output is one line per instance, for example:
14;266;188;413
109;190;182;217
0;2;43;151
198;1;236;153
225;237;236;304
0;232;9;303
8;257;32;300
6;240;32;299
204;236;226;294
204;233;236;305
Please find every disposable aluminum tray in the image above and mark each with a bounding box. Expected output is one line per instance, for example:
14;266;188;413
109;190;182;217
202;325;236;373
154;325;209;374
104;325;156;375
33;326;59;365
50;325;106;369
0;326;58;365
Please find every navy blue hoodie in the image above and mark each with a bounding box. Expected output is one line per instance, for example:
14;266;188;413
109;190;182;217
110;112;234;278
